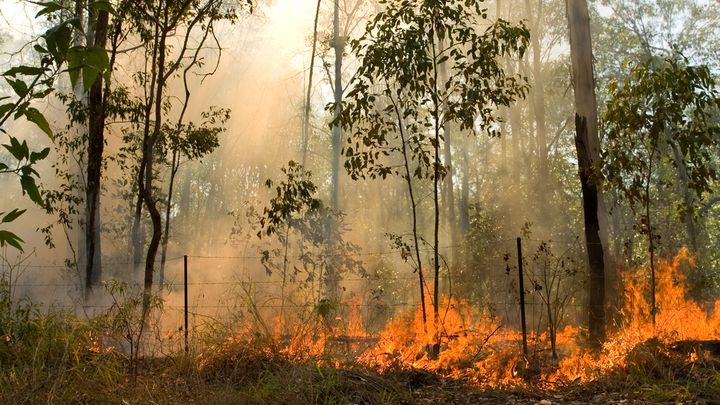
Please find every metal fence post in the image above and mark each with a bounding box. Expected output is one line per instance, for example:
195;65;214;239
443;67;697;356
184;255;188;353
516;237;528;358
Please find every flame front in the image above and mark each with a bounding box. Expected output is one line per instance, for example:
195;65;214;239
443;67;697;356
201;248;719;390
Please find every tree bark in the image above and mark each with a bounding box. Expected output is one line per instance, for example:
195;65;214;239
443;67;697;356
159;152;179;287
131;7;161;273
526;0;548;178
670;144;698;252
301;0;322;167
325;0;344;303
142;0;173;317
330;0;343;211
566;0;606;346
437;47;458;270
388;87;427;329
84;2;109;297
458;133;470;236
573;115;606;345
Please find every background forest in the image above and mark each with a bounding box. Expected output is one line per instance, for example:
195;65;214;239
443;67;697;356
1;0;720;403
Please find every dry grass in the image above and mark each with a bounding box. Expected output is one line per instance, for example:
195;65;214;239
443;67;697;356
2;283;719;404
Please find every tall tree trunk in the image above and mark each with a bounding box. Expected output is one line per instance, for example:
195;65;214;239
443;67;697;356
430;27;442;358
508;60;523;188
325;0;344;303
301;0;322;167
566;0;606;346
132;9;161;274
458;133;470;236
437;47;458;270
671;144;698;252
179;167;192;242
71;0;86;276
388;87;427;328
330;0;343;211
159;153;179;287
142;2;170;317
84;2;109;297
526;0;548;178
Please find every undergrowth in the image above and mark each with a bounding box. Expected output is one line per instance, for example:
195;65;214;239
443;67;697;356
1;280;124;403
2;279;719;404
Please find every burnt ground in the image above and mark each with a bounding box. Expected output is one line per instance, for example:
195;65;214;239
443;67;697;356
4;338;720;404
109;341;720;405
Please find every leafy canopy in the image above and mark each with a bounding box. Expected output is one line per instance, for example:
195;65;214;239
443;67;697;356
0;1;111;250
602;55;720;211
334;0;529;181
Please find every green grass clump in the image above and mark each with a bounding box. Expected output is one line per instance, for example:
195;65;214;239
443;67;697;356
0;283;124;403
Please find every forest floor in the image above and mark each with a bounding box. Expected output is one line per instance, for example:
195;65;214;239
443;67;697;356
3;350;719;404
104;361;719;405
59;344;720;405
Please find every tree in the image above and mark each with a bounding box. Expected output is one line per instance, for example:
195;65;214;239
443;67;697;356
602;55;720;324
330;0;344;213
256;161;365;328
121;0;250;319
157;107;227;285
82;0;114;296
300;0;322;168
335;0;528;352
591;0;720;275
1;7;108;253
565;0;606;346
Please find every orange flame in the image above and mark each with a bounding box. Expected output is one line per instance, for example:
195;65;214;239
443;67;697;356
201;248;719;389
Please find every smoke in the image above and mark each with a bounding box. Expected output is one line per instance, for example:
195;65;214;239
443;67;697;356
0;0;590;337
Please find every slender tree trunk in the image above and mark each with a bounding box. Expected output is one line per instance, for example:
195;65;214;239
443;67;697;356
437;47;458;270
84;2;109;297
330;0;343;211
324;0;344;303
388;86;427;329
430;27;442;357
508;62;523;186
179;168;192;242
301;0;322;167
159;153;179;287
458;133;470;236
132;11;161;273
670;144;698;252
142;2;170;317
526;0;548;178
566;0;606;346
159;18;208;285
645;154;657;326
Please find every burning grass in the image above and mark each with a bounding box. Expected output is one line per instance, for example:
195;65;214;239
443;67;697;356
2;248;720;403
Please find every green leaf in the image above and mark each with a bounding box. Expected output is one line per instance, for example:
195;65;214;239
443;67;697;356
24;107;54;140
30;147;50;163
84;46;110;69
82;65;100;91
0;230;24;251
66;47;82;88
0;103;14;118
3;137;28;161
29;1;65;18
20;175;44;206
42;18;78;65
5;77;28;98
3;66;46;77
91;0;115;14
2;208;26;224
82;46;110;91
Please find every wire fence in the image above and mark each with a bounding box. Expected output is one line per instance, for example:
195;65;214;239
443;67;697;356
1;236;709;344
